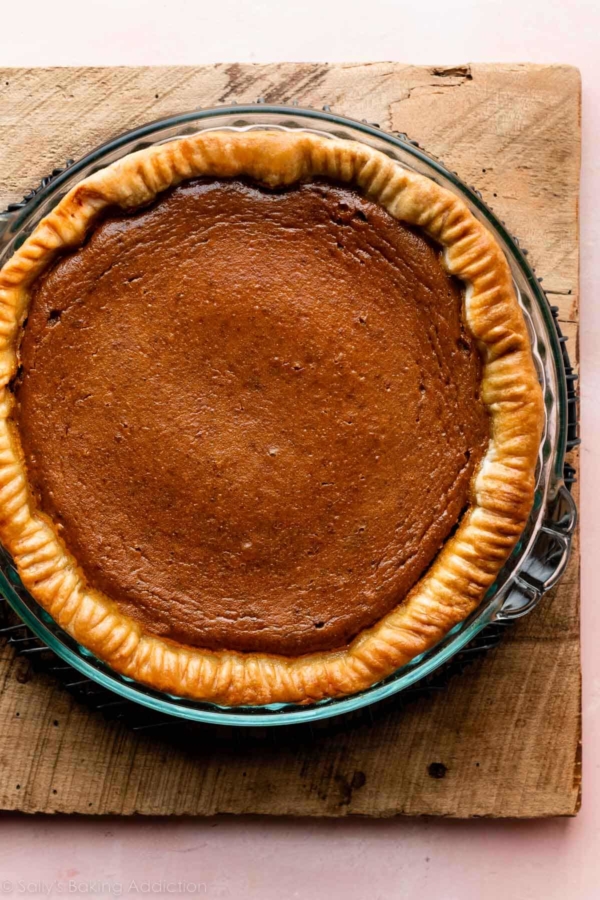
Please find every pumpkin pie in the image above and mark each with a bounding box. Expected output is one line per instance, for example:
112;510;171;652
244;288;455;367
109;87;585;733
0;131;544;705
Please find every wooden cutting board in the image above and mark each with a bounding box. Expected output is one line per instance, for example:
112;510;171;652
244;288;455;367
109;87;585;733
0;63;581;818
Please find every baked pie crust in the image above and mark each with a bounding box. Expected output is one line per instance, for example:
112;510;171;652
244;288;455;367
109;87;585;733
0;131;543;705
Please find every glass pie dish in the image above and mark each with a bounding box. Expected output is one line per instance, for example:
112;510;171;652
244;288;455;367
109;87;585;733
0;104;577;726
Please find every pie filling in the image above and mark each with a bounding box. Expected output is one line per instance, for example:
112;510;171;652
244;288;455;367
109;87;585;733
15;178;489;656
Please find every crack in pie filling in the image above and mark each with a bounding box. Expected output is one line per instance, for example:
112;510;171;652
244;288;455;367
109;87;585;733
0;131;543;705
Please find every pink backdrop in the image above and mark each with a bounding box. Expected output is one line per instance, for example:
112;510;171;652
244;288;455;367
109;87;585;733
0;1;598;897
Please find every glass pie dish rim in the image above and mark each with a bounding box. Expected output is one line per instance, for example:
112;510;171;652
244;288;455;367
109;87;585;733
0;104;575;726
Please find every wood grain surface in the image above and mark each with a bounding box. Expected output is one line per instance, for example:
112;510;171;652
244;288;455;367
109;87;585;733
0;63;581;818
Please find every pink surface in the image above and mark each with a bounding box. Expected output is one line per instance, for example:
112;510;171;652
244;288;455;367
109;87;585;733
0;1;598;897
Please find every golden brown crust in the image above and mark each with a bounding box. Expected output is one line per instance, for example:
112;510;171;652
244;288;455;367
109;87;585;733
0;130;544;705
